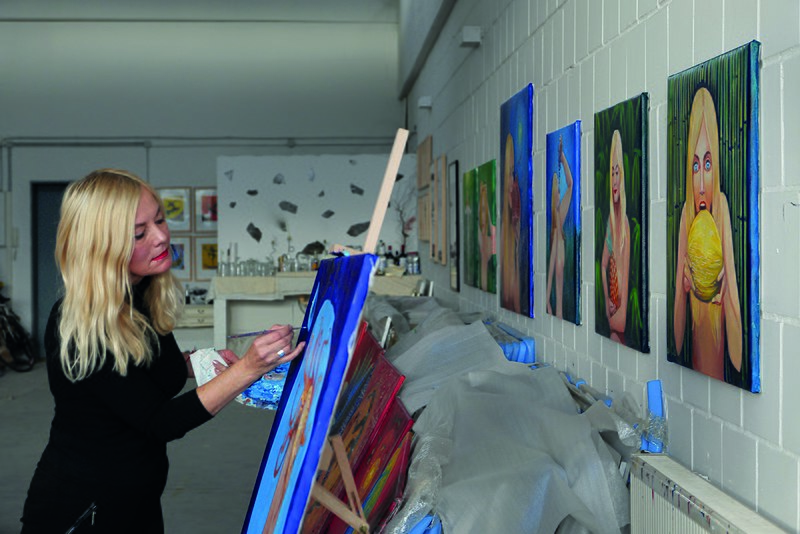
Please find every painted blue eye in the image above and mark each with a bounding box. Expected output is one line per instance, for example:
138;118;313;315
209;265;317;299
704;159;711;171
693;161;699;173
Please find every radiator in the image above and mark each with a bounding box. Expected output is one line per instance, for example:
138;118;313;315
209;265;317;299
630;454;785;533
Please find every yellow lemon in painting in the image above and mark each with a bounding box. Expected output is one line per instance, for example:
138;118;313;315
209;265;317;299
687;210;723;302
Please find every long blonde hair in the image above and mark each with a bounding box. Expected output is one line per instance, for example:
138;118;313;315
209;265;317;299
684;87;722;230
685;88;723;342
608;129;626;250
55;169;182;381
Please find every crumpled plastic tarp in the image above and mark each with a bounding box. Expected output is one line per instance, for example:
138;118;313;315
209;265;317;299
384;363;631;534
386;320;508;415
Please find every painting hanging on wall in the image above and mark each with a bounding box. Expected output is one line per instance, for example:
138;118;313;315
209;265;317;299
594;94;650;354
666;41;761;392
194;187;218;233
499;84;534;317
448;160;460;291
476;160;497;293
157;187;191;233
169;236;191;281
242;254;377;534
545;121;581;325
463;167;478;288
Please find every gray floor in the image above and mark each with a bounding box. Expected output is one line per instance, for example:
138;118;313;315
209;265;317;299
0;362;277;534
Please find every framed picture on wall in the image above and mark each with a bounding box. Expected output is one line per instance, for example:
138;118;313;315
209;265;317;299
169;236;192;281
418;189;431;242
194;236;218;281
194;187;218;233
448;160;460;291
157;187;192;233
417;135;432;190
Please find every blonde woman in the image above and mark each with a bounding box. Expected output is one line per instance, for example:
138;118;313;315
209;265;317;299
673;88;742;379
478;180;496;292
501;133;521;311
546;136;574;319
21;170;304;533
600;130;630;343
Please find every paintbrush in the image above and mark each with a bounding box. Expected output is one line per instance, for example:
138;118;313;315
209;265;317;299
227;326;301;339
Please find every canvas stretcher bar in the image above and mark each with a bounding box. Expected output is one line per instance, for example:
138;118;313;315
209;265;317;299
311;435;369;533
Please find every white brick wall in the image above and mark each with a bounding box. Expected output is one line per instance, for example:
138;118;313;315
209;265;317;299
410;0;800;530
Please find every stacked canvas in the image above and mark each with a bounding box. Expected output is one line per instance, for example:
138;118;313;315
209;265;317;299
301;323;409;533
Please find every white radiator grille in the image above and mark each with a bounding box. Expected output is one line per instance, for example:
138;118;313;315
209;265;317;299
630;454;785;533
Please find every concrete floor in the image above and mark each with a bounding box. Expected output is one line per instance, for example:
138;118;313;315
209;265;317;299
0;362;277;534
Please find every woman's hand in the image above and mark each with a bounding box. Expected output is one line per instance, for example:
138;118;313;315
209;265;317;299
212;349;240;375
711;267;726;305
682;254;694;294
241;325;305;379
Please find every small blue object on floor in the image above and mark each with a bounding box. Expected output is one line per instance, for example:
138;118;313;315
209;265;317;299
483;320;536;363
408;514;442;534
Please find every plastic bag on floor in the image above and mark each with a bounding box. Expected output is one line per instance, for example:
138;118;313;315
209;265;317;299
395;364;629;534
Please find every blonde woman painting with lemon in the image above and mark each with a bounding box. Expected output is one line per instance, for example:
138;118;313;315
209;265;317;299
673;87;742;380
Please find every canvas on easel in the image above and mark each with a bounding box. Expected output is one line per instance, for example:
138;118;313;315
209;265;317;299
241;254;377;534
301;331;405;533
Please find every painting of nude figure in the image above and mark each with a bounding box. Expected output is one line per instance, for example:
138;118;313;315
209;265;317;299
545;121;581;325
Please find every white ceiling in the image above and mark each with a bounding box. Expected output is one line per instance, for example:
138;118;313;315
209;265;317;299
0;0;399;23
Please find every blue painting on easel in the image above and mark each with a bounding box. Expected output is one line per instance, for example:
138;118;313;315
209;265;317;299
242;254;377;533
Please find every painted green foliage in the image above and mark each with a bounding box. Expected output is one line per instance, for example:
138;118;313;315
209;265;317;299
594;93;650;354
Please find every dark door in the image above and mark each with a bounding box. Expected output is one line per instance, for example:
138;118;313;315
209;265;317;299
32;182;67;358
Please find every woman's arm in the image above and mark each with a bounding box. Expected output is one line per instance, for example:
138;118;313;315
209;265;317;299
558;144;574;225
673;205;690;355
716;196;743;371
546;228;557;314
601;224;612;321
608;218;631;334
196;325;305;416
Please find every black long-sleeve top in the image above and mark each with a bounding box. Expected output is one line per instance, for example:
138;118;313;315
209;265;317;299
21;285;212;533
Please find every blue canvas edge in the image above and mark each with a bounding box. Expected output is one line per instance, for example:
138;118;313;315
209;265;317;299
748;40;761;393
241;254;377;532
572;120;582;325
527;84;535;318
285;255;377;529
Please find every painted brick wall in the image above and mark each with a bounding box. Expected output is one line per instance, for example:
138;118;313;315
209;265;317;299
406;0;800;530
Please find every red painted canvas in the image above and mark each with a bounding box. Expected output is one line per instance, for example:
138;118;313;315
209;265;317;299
301;345;404;533
327;398;413;534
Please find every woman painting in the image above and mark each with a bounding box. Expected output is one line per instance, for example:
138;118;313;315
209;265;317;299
21;169;304;533
501;133;521;312
546;136;574;319
673;87;742;380
600;130;630;344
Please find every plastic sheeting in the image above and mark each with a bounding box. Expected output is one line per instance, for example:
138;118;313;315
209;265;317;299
385;364;630;534
386;320;508;415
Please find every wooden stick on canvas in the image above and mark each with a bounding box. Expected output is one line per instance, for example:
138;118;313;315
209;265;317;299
311;435;369;533
330;128;409;257
362;128;409;254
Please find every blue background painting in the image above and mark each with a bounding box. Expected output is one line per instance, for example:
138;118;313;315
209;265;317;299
545;121;581;325
499;84;534;317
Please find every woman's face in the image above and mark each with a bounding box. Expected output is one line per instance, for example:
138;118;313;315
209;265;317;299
611;156;621;204
692;119;713;214
129;189;172;284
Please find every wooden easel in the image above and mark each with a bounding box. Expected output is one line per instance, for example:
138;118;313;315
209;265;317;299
311;435;369;533
311;128;409;533
330;128;409;257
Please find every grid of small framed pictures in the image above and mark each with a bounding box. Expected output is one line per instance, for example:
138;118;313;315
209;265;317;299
156;186;218;289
